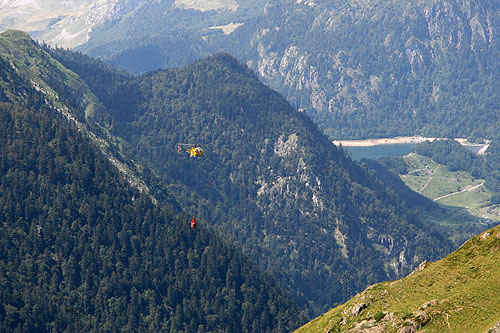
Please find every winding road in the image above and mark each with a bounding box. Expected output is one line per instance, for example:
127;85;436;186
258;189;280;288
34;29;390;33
418;165;440;193
433;182;485;202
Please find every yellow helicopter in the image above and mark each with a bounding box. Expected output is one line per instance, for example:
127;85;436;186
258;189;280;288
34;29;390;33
177;143;204;157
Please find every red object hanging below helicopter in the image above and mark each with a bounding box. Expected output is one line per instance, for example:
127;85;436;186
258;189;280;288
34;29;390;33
191;216;197;229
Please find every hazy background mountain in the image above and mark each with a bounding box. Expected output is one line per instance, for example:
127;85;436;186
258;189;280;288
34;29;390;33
71;0;500;140
0;0;146;48
3;1;499;139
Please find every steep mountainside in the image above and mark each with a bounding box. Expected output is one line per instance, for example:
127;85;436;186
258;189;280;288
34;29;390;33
0;30;300;332
0;30;101;120
67;0;500;139
0;0;146;48
47;44;454;313
5;1;499;139
297;224;500;332
0;30;159;198
76;0;269;73
236;0;500;139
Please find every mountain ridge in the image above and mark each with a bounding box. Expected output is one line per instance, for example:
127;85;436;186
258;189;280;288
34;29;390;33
4;1;499;139
72;0;500;140
2;30;455;318
46;44;454;311
0;30;302;331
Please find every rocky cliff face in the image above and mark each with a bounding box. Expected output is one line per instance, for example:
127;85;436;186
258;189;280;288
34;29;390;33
256;133;325;216
252;0;497;102
240;0;500;137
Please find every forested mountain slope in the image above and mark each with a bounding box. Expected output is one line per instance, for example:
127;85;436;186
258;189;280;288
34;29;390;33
46;44;454;313
68;0;500;139
297;224;500;333
0;30;300;332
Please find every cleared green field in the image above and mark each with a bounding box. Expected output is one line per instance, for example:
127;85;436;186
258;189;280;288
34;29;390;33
402;154;500;221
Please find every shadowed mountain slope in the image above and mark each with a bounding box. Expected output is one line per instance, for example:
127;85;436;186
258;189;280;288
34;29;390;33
65;0;500;140
0;30;300;332
46;44;455;313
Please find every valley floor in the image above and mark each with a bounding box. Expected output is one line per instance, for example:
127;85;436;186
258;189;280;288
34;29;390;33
402;153;500;222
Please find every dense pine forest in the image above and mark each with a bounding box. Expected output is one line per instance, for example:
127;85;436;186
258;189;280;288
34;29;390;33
0;30;467;331
46;44;452;313
0;32;301;331
1;0;499;324
0;101;300;331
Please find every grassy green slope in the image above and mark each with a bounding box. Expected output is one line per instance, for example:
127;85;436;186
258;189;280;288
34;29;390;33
297;224;500;332
0;30;102;119
402;153;500;222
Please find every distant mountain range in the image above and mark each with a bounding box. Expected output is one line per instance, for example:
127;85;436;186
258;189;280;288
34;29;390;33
3;0;498;140
0;30;455;323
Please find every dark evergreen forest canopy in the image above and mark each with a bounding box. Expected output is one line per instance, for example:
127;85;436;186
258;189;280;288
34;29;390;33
0;32;300;332
46;44;453;314
0;30;456;330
